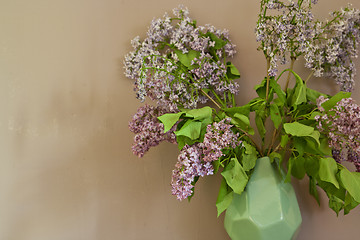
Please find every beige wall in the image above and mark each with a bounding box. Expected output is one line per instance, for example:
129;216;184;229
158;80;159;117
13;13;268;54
1;0;359;239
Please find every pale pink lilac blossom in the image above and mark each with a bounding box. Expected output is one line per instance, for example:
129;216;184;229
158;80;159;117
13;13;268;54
315;96;360;171
171;119;242;200
129;104;176;157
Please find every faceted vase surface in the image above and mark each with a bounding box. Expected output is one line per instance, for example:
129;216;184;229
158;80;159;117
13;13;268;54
224;157;302;240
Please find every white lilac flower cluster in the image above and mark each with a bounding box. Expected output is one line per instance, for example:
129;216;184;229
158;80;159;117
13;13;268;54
128;104;176;157
202;118;241;162
124;6;238;112
256;0;320;76
306;6;360;92
315;96;360;171
171;144;214;200
171;119;242;200
256;0;360;91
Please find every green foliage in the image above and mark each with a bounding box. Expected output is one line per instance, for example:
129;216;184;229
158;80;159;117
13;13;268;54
221;157;249;195
216;178;234;217
321;91;352;111
174;49;201;68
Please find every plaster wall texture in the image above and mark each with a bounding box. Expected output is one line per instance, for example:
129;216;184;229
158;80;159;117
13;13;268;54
0;0;359;239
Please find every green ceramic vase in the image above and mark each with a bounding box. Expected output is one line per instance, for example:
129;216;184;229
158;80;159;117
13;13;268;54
224;157;302;240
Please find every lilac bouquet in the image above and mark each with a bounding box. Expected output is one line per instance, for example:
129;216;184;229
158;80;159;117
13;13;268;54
125;1;360;216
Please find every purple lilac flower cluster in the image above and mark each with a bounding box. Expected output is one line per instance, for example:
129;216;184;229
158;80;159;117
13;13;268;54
124;6;238;111
171;144;214;200
171;119;242;200
256;0;320;76
129;104;176;157
256;0;360;91
315;96;360;171
305;6;360;92
202;118;242;162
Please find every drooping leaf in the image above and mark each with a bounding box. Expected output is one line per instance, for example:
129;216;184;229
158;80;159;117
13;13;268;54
328;195;344;216
321;91;352;111
319;157;340;189
306;88;328;103
224;105;250;118
231;113;254;135
269;78;286;103
309;177;320;205
216;178;234;217
344;193;359;215
221;158;248;195
242;142;258;171
174;120;202;140
185;106;213;121
269;103;282;128
290;73;307;106
158;112;184;133
305;155;320;178
280;134;289;148
254;78;267;99
283;122;314;137
226;62;241;79
176;135;196;150
339;168;360;203
291;156;306;179
255;106;267;139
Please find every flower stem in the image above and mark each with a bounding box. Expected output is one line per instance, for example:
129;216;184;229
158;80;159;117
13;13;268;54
284;57;296;90
305;70;315;83
236;127;263;157
201;89;222;109
265;58;271;101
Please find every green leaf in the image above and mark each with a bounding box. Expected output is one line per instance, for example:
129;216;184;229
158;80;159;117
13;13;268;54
255;108;266;139
254;78;267;99
221;158;248;195
321;91;351;111
291;156;306;179
269;104;282;129
339;168;360;203
174;49;201;68
293;137;306;156
213;160;221;174
285;123;321;147
284;122;314;137
216;178;234;217
176;135;195;150
328;195;344;216
269;78;286;103
174;120;202;140
242;142;258;171
269;151;282;164
207;32;227;49
292;84;307;106
307;130;321;147
306;88;327;103
280;134;289;148
320;137;332;156
309;177;320;205
226;62;241;79
224;105;250;117
305;155;320;177
344;193;359;215
231;113;254;135
285;158;293;183
290;72;307;106
319;157;340;189
158;112;184;133
185;106;213;120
